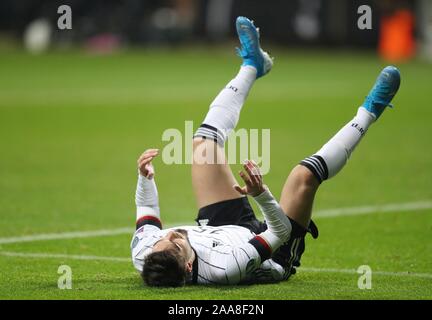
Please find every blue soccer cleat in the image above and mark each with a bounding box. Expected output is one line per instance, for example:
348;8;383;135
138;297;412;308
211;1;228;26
236;16;273;79
362;66;401;120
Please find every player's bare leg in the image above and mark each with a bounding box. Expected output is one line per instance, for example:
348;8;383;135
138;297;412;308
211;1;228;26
192;17;273;209
192;138;242;208
279;166;319;228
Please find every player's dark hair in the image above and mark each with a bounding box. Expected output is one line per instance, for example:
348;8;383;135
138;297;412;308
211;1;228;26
142;249;187;287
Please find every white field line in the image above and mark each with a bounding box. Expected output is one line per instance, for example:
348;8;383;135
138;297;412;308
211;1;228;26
1;250;431;280
0;251;130;262
299;267;432;279
0;227;134;245
313;201;432;218
1;200;431;245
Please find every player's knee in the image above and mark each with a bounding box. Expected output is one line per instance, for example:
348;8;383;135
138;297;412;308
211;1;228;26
193;137;219;154
290;165;318;190
193;137;206;149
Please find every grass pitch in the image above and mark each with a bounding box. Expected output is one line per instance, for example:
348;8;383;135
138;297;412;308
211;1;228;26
0;47;431;299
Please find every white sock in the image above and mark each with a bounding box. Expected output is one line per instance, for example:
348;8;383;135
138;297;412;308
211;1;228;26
301;107;376;182
194;66;257;145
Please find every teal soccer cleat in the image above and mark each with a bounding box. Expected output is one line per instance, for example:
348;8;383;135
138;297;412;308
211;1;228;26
235;16;273;79
362;66;401;119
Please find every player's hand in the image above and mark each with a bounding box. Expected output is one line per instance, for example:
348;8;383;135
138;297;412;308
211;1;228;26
233;160;266;197
137;149;159;179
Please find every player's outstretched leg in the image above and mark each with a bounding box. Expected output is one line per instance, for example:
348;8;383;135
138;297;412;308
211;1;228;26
274;66;401;272
281;66;401;227
192;17;273;209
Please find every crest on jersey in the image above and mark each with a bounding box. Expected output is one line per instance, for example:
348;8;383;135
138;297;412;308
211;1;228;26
132;236;139;249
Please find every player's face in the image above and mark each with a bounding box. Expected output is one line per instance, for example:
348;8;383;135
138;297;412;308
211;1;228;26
152;229;193;261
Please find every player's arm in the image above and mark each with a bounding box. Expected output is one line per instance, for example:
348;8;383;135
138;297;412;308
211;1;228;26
135;149;162;230
206;160;293;284
234;160;292;260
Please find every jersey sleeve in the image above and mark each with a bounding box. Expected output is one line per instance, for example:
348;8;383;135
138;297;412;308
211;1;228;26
135;173;162;229
131;174;164;272
242;188;293;263
252;188;292;243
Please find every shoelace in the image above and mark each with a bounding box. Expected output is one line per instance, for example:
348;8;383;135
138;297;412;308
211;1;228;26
235;26;259;59
366;83;394;108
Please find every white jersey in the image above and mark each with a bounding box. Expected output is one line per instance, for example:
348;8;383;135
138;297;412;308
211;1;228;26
131;223;287;285
132;174;292;285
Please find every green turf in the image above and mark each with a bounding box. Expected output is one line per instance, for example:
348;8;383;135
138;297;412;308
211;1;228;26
0;47;431;299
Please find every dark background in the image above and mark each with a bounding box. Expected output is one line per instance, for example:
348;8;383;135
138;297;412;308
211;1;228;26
0;0;418;49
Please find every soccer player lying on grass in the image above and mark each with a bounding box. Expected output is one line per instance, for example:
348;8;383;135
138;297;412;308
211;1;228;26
131;16;401;287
